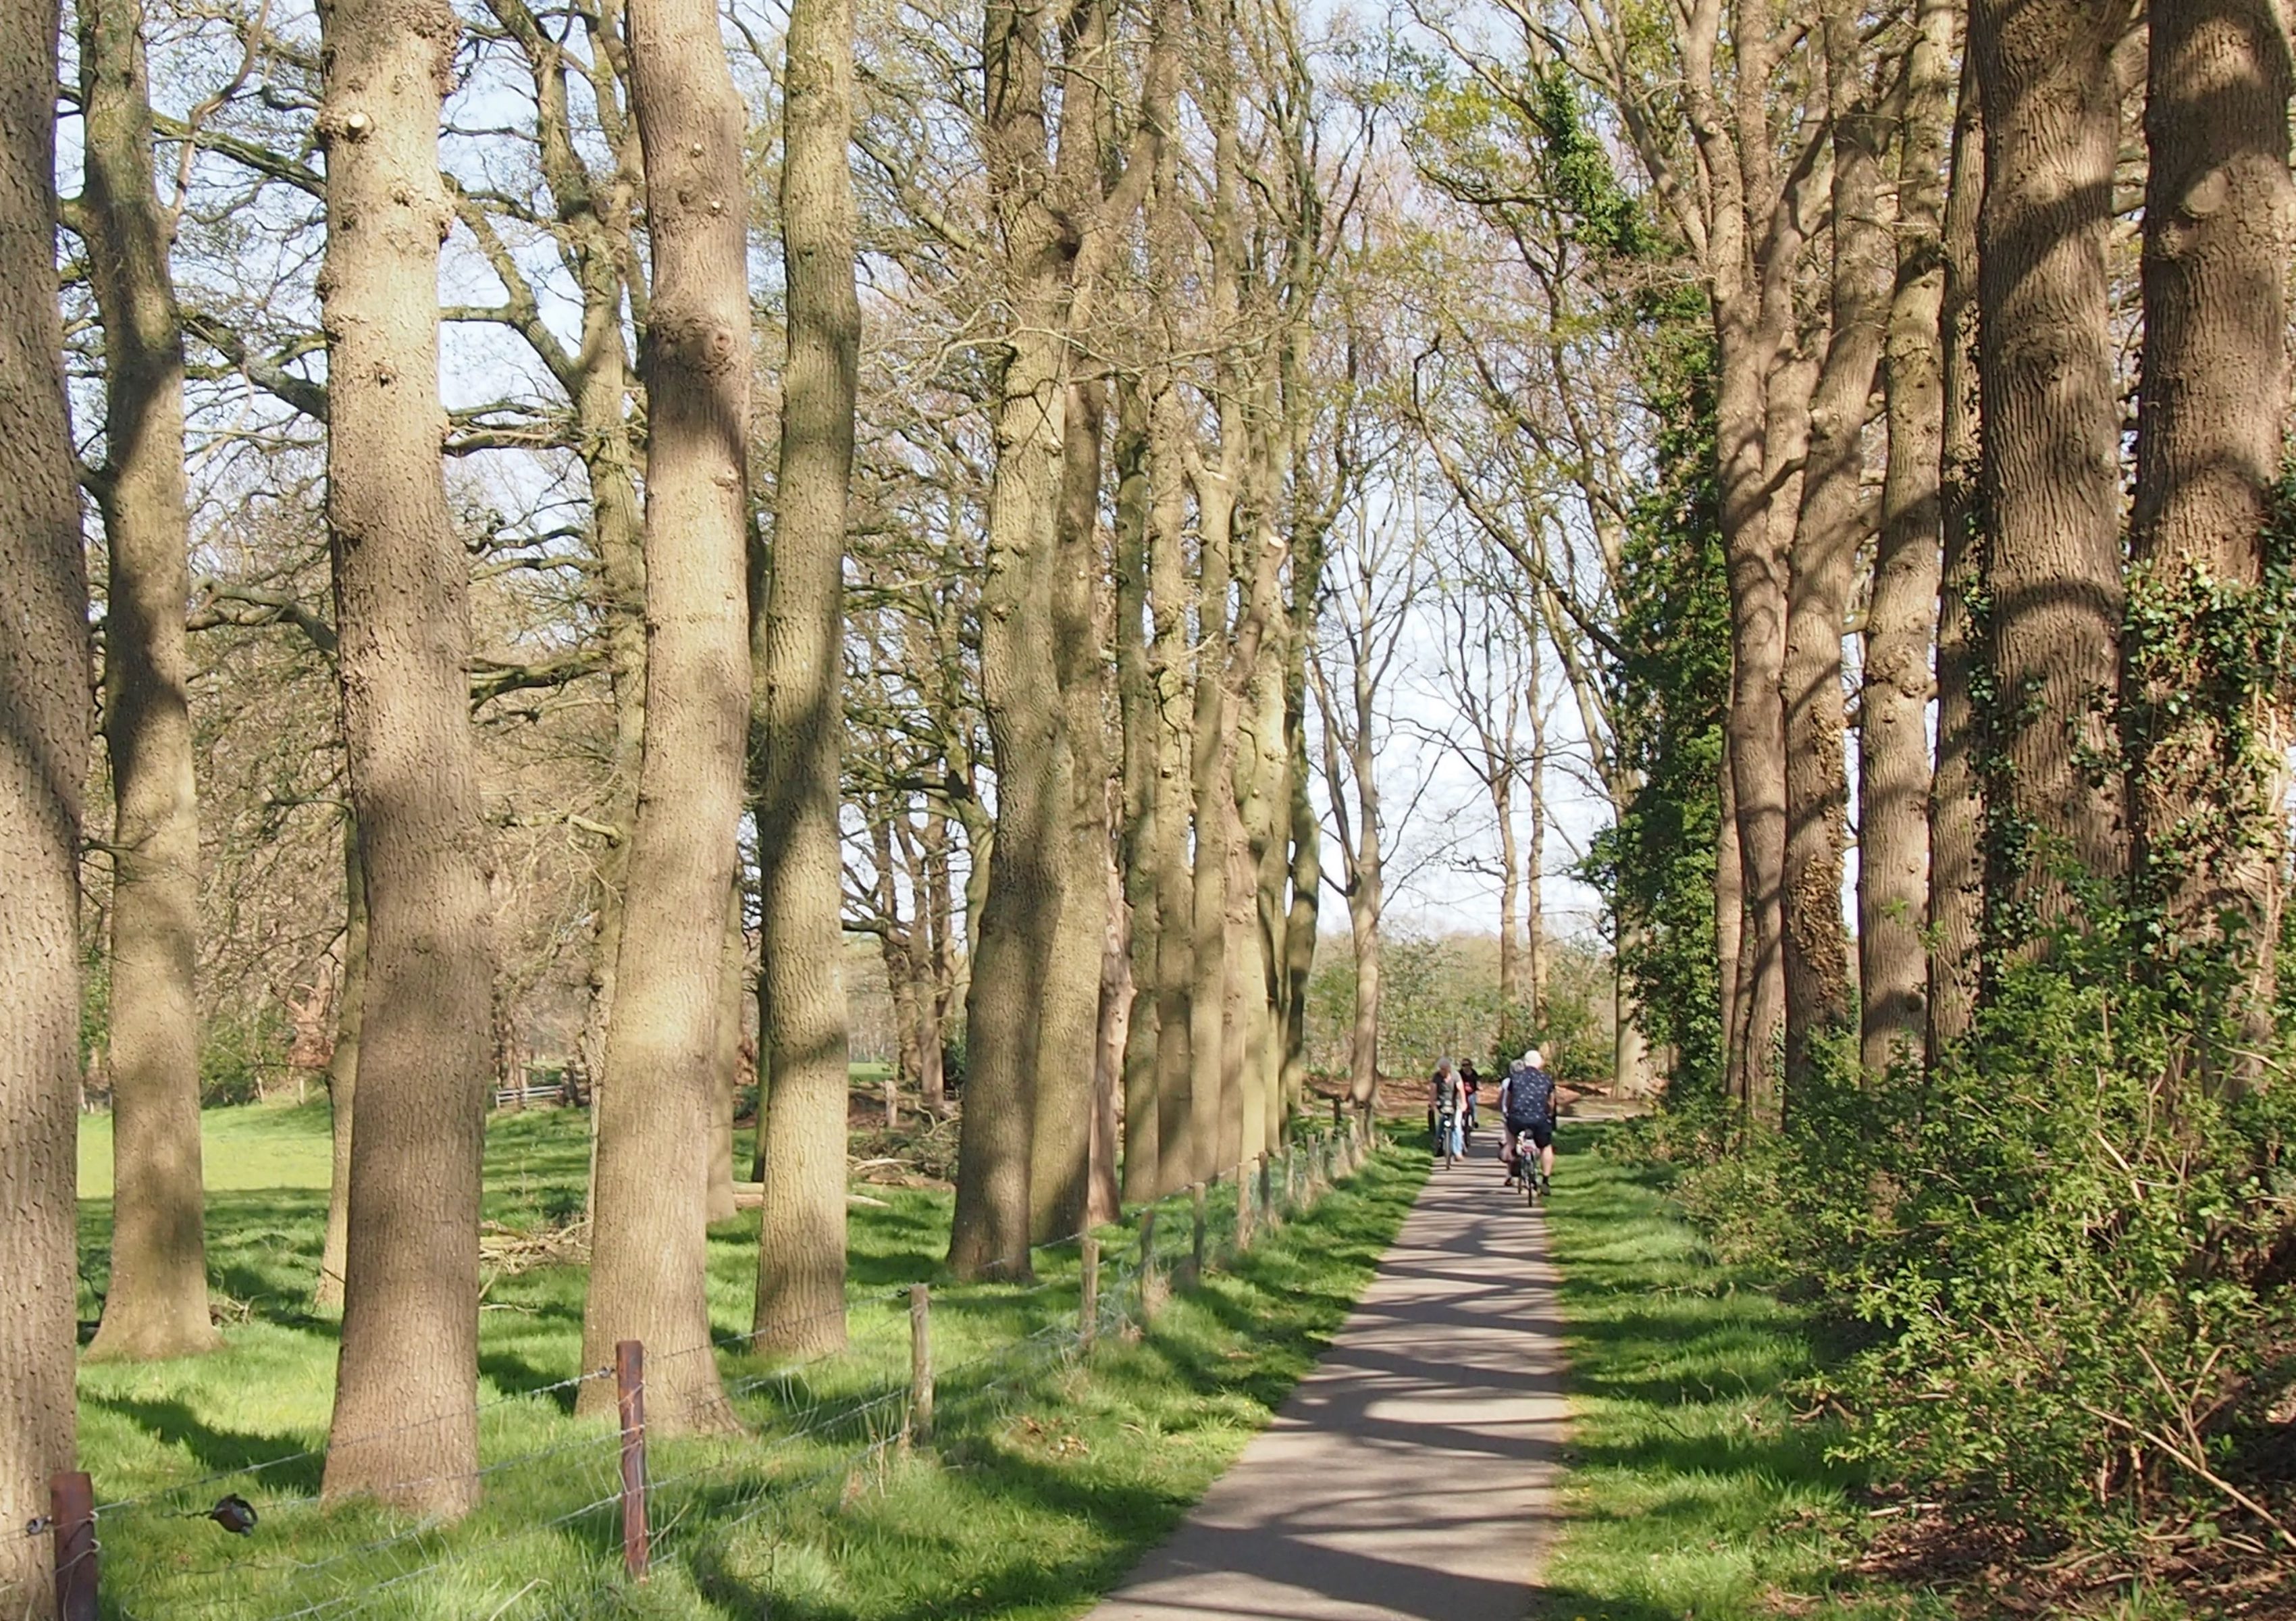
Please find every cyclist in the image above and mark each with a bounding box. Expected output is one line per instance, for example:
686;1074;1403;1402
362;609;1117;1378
1459;1060;1483;1143
1499;1047;1557;1194
1428;1058;1464;1165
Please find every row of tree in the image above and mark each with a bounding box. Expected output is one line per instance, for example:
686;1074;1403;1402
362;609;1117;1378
8;0;1594;1607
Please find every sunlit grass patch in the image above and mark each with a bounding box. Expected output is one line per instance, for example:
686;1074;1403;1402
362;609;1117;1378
75;1106;1423;1619
1532;1133;1951;1621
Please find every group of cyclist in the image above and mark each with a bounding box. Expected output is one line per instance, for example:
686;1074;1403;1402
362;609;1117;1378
1426;1048;1557;1201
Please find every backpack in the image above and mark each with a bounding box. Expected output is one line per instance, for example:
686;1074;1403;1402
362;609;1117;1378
1505;1062;1555;1125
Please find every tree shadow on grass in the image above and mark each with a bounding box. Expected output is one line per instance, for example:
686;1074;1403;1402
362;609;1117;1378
84;1391;327;1499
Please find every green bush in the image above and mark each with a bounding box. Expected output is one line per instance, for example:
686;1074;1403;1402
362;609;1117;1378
1661;927;2295;1548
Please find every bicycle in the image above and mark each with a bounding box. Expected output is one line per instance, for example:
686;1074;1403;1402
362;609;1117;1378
1434;1106;1461;1168
1508;1126;1551;1208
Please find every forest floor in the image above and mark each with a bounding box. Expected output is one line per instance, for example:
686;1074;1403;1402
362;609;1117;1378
71;1097;1425;1620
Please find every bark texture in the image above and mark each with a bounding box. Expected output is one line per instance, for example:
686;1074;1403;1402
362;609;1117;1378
0;0;87;1599
949;0;1074;1279
2126;0;2292;1064
317;0;494;1514
80;0;217;1360
1781;14;1889;1098
1928;59;1985;1060
708;877;742;1227
1033;380;1110;1241
1114;380;1162;1202
581;0;750;1430
1862;0;1954;1077
316;815;366;1313
754;0;856;1354
1971;0;2134;953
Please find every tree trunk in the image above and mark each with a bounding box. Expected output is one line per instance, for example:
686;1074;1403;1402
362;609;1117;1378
0;0;88;1593
1148;367;1203;1193
316;814;366;1313
79;0;216;1361
1716;734;1743;1092
1185;448;1236;1181
1494;766;1520;1023
1032;380;1110;1243
707;875;743;1226
1781;16;1889;1100
1928;57;1985;1062
1524;636;1548;1032
1113;379;1162;1202
580;0;752;1431
317;0;495;1513
1971;0;2134;957
751;0;857;1352
910;815;951;1116
949;0;1074;1279
1347;877;1382;1121
2126;0;2291;1071
1862;0;1954;1077
1089;844;1126;1225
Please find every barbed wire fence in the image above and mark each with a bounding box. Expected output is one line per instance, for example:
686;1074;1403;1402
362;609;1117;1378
31;1114;1384;1621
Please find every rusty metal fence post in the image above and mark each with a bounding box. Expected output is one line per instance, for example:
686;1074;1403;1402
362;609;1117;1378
615;1339;649;1580
50;1471;95;1621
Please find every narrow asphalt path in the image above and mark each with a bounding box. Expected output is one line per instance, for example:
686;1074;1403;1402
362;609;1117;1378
1082;1133;1568;1621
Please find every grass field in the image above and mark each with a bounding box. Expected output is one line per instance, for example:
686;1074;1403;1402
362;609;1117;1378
1534;1131;1947;1621
72;1101;1422;1620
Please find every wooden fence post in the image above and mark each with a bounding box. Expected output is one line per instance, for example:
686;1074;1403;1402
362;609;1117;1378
1188;1181;1207;1285
1234;1164;1252;1250
1080;1236;1100;1347
615;1339;649;1581
49;1472;95;1621
910;1283;935;1442
1258;1154;1274;1227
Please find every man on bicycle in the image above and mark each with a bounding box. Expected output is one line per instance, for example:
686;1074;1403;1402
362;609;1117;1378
1428;1059;1464;1164
1499;1048;1556;1191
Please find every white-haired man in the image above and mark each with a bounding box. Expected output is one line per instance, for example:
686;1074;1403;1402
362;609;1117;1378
1499;1047;1557;1193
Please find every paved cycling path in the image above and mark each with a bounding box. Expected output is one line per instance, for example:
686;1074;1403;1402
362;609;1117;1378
1082;1138;1567;1621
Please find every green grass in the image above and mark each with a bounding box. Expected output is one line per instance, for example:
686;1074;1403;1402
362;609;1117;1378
1534;1132;1948;1621
78;1100;338;1198
73;1106;1422;1620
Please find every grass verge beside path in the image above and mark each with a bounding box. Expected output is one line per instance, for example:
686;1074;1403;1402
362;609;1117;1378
74;1106;1424;1620
1536;1130;1946;1621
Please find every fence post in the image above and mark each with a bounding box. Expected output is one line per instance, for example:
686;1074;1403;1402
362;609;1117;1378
1258;1154;1275;1228
615;1339;649;1581
1234;1164;1253;1251
1080;1236;1100;1348
1187;1181;1207;1285
49;1472;95;1621
909;1283;935;1443
1136;1210;1158;1322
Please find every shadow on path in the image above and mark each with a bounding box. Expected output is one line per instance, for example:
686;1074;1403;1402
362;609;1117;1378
1082;1141;1567;1621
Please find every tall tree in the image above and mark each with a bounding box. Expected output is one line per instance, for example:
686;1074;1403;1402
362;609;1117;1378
1780;8;1890;1098
1861;0;1954;1075
2124;0;2292;1071
580;0;751;1431
0;0;88;1598
315;813;364;1312
1927;59;1985;1060
78;0;217;1360
947;0;1086;1279
754;0;859;1354
315;0;495;1513
1032;378;1110;1240
1971;0;2134;954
